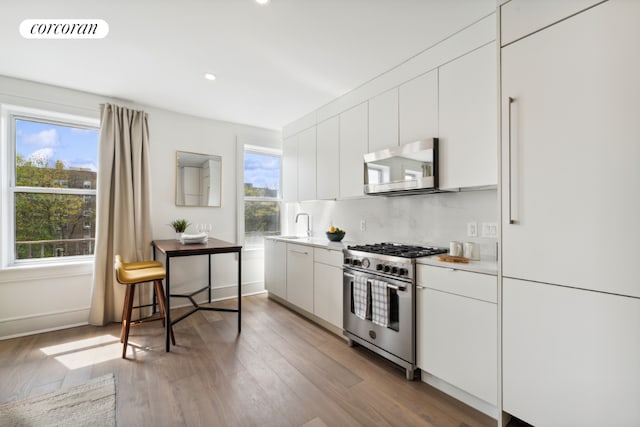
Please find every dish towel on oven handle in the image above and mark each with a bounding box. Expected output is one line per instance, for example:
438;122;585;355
371;279;389;328
353;276;368;320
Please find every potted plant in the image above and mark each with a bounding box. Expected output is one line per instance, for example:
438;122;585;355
169;219;190;239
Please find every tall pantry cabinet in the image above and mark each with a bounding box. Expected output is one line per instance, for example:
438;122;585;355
500;1;640;426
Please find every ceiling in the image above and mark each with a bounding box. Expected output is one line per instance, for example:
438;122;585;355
0;0;495;131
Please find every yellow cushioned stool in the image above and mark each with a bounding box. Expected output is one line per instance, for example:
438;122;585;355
115;255;175;359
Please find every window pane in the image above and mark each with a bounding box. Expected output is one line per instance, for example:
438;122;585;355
14;193;96;259
15;119;98;189
245;201;281;247
244;152;280;197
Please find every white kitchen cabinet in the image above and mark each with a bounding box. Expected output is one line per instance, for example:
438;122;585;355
501;0;640;298
316;116;340;200
339;102;368;199
297;126;317;201
503;278;640;427
416;264;497;406
282;134;298;202
399;69;438;144
285;243;314;313
368;88;398;152
500;0;603;46
438;43;496;190
500;2;640;425
264;239;286;299
313;248;343;329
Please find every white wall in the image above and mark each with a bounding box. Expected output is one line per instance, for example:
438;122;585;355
285;190;498;259
0;75;280;339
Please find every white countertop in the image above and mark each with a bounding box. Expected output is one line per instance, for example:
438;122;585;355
266;235;352;251
416;256;497;276
267;235;498;275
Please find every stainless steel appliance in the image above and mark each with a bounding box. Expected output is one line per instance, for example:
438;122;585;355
343;243;448;379
364;139;440;196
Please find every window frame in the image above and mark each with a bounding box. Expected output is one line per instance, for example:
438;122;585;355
1;104;99;267
242;144;282;250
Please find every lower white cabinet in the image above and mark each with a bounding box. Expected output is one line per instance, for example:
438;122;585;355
416;264;497;406
264;239;286;298
503;278;640;427
313;248;343;329
286;243;314;313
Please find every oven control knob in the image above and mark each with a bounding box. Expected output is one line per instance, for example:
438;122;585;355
398;268;407;276
344;258;352;265
376;263;383;271
383;265;391;273
361;258;370;268
391;266;398;274
352;259;361;266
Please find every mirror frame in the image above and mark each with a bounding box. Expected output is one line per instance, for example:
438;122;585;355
175;150;222;207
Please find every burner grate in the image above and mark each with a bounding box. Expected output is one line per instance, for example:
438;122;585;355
346;242;448;258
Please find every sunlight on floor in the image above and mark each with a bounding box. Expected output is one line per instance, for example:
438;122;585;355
40;334;147;369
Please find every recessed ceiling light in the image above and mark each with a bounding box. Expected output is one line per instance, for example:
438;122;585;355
256;0;270;4
204;73;216;81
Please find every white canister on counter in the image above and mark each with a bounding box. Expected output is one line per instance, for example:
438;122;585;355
449;241;463;257
463;242;480;260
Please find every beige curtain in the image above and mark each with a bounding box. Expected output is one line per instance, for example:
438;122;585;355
89;104;152;326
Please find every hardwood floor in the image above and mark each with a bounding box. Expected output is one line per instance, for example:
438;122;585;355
0;294;496;427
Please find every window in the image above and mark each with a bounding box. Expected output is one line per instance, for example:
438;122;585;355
4;107;99;264
244;147;281;248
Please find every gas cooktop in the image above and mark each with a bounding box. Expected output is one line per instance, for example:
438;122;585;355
346;242;448;259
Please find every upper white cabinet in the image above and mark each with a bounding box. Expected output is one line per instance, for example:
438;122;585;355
282;135;298;202
368;88;399;152
500;0;604;46
439;43;496;190
339;102;368;199
503;278;640;427
501;0;640;298
297;126;317;201
399;70;438;144
316;116;340;200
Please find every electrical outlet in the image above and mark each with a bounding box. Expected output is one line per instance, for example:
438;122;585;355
360;219;366;231
482;222;498;238
467;222;478;237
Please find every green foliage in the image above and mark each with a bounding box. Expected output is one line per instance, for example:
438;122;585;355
14;154;96;259
169;219;190;232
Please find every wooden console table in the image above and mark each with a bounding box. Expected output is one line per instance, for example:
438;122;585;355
151;238;242;352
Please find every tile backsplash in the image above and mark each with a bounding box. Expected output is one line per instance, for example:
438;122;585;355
284;189;498;259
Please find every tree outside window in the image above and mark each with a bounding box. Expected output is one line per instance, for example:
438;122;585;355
12;117;98;262
244;150;281;248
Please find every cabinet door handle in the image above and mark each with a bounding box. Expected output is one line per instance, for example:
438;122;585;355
289;249;308;255
508;96;518;225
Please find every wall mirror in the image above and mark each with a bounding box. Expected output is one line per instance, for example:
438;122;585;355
176;151;222;207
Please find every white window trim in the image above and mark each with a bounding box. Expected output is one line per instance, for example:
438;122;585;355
237;142;282;250
0;104;99;268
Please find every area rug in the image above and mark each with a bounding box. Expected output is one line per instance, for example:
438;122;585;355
0;373;116;427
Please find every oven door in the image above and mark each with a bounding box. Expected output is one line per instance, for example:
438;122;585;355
343;268;414;364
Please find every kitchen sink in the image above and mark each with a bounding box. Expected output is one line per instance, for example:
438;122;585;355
276;235;306;240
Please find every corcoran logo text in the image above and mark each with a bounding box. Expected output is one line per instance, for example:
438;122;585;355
20;19;109;39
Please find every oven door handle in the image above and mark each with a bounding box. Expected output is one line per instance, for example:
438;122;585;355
343;272;355;279
386;283;405;291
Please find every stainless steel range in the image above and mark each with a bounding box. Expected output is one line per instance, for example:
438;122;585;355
343;243;448;380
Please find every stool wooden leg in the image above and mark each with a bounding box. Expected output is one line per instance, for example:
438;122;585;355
122;284;136;359
120;284;132;343
154;280;175;345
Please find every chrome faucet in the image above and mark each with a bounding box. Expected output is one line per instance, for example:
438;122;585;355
295;212;311;237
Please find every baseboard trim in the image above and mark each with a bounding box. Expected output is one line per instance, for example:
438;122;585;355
420;371;498;419
0;282;266;340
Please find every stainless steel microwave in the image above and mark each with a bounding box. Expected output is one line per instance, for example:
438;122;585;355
363;138;439;196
